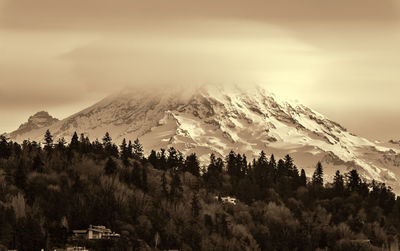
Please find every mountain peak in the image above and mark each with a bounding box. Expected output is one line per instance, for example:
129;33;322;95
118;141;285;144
10;111;59;139
23;110;58;127
5;85;400;192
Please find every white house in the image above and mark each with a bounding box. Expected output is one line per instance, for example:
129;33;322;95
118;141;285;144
214;196;237;205
65;247;89;251
72;225;120;240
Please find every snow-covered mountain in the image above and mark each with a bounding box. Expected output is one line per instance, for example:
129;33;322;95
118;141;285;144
7;85;400;191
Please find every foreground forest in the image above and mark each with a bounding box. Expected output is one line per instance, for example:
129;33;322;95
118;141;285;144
1;131;400;250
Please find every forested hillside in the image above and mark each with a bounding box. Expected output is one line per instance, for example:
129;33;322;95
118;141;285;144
0;131;399;250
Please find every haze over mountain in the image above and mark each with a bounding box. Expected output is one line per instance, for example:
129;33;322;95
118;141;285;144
6;85;400;192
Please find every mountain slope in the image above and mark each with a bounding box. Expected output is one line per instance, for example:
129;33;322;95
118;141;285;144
7;85;400;190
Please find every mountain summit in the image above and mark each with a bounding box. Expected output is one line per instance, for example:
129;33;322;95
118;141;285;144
7;85;400;189
9;111;59;138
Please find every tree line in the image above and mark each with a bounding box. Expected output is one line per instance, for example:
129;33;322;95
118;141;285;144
0;130;399;250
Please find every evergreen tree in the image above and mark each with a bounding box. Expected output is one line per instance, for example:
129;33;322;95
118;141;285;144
284;154;295;175
167;147;179;169
215;156;224;174
257;151;267;165
120;138;129;166
347;169;361;192
226;150;237;178
104;157;117;175
159;148;167;170
148;150;158;168
207;153;218;174
102;132;112;146
92;139;103;154
102;132;112;154
127;140;133;158
333;170;344;193
203;153;223;192
300;169;307;187
312;162;324;187
254;151;269;188
79;133;85;143
110;143;119;157
56;138;66;152
44;130;53;151
268;154;277;178
69;132;79;150
79;133;88;153
102;133;118;157
185;153;200;177
13;142;22;157
0;135;11;159
177;152;185;172
132;138;143;160
291;166;299;179
277;159;286;178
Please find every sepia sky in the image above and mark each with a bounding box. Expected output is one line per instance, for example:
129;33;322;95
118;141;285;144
1;0;400;141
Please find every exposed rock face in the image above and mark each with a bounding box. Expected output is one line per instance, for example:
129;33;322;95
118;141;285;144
9;111;59;139
389;140;400;146
6;85;400;192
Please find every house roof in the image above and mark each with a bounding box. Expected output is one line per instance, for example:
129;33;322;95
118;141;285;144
73;230;87;234
87;225;112;233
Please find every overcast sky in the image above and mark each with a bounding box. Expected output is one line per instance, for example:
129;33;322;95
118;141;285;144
1;0;400;141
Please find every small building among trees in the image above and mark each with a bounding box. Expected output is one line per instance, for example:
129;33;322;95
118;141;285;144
72;225;120;240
